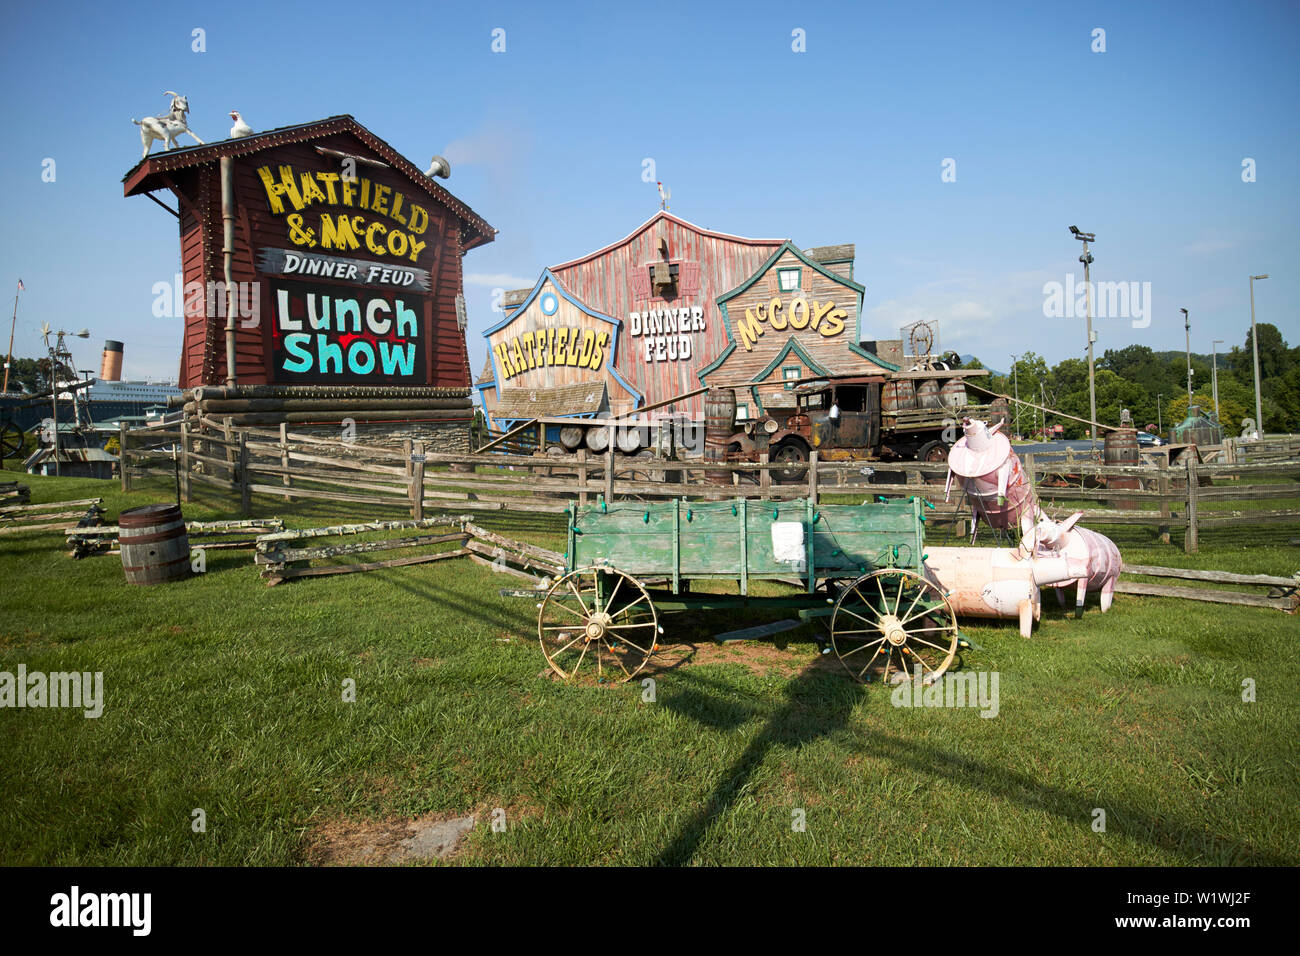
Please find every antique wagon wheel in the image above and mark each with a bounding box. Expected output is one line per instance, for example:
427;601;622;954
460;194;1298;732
538;567;659;682
0;422;24;460
830;568;959;684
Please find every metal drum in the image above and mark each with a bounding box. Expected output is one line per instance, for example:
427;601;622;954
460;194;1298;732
559;426;585;451
939;378;968;409
882;379;916;412
119;503;191;586
916;378;942;409
1103;428;1141;509
585;424;611;453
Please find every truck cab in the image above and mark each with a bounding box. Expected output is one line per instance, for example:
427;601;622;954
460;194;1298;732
759;377;884;481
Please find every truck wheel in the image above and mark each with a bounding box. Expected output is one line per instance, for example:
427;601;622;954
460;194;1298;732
772;441;809;483
916;440;949;484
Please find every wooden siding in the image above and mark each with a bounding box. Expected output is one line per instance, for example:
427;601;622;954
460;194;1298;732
549;212;782;417
484;277;636;420
161;131;475;390
708;248;889;388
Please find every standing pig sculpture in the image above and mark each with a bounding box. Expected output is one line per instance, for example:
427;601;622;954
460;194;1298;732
945;417;1039;541
1021;512;1122;618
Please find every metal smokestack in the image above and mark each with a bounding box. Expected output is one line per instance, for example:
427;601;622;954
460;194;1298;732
100;340;124;381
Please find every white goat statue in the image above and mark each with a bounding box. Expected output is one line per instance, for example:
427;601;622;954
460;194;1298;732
1021;511;1122;618
132;92;205;159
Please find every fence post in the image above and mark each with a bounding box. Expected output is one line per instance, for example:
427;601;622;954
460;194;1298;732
1184;453;1199;553
238;429;251;517
577;448;588;507
179;421;191;502
222;416;236;487
1023;453;1036;497
808;450;819;504
119;421;130;492
759;451;770;498
604;445;615;504
403;438;413;479
410;440;425;520
1157;455;1171;545
280;422;291;502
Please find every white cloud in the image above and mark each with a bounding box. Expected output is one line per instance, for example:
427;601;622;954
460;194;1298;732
1184;239;1235;256
464;272;535;289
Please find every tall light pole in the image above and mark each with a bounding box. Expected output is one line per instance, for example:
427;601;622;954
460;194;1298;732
1249;274;1268;437
1157;393;1163;436
1211;339;1223;422
1181;308;1192;406
1069;226;1097;446
1009;352;1021;437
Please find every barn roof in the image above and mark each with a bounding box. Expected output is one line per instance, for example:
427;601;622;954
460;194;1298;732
122;115;496;251
550;211;784;271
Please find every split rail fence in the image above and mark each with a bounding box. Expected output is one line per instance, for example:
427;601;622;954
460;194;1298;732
119;420;1300;554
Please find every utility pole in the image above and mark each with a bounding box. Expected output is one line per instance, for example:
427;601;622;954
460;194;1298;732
1069;226;1097;446
1211;339;1223;422
1157;393;1163;436
1249;274;1268;438
1009;353;1021;438
3;279;21;394
1181;308;1192;406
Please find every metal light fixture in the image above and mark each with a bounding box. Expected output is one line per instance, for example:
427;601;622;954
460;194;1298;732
1069;226;1098;446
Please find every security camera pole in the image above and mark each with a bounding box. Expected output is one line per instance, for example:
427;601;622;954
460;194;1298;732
1181;308;1192;405
1069;226;1098;446
1249;274;1268;437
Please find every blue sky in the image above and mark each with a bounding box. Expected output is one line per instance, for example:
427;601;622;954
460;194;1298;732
1;0;1296;384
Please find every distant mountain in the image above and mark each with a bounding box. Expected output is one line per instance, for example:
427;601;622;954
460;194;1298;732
961;355;1005;376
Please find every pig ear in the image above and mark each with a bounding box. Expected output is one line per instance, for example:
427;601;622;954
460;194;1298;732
1059;512;1083;534
989;420;1004;435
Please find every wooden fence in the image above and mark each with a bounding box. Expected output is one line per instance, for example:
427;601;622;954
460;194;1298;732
119;419;1300;553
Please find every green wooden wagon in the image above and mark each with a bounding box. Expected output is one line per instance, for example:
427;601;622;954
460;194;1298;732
537;496;963;684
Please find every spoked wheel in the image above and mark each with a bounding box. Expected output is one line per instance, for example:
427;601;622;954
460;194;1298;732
538;567;660;681
830;568;959;684
0;422;24;460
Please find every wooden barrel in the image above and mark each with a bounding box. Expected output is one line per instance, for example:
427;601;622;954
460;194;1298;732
585;424;611;453
1104;428;1141;509
704;388;736;455
119;503;191;586
988;397;1010;427
882;379;916;412
704;388;736;485
939;378;968;409
916;378;942;409
559;426;585;450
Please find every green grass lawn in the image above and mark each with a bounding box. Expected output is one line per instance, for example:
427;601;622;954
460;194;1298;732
1;469;1297;866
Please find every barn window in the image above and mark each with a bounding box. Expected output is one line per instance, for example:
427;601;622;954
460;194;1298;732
736;403;750;421
783;366;801;389
778;268;801;292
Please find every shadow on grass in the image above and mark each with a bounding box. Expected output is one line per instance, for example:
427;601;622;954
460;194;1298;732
655;661;1295;866
655;660;859;866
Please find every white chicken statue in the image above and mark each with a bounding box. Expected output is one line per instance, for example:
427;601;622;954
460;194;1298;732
229;111;253;138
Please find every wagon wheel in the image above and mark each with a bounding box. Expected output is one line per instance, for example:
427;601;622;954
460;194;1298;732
538;567;660;682
830;568;959;684
0;422;24;460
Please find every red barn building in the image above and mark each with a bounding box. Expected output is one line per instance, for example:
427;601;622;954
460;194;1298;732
124;115;495;450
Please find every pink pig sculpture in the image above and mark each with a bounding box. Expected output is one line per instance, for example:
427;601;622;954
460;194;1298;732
945;417;1039;540
1021;511;1122;618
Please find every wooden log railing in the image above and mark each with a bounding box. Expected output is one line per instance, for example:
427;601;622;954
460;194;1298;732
118;418;1300;551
